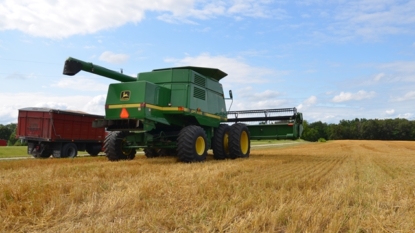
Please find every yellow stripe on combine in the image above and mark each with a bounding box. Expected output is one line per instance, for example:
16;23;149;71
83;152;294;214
108;103;227;121
108;104;141;109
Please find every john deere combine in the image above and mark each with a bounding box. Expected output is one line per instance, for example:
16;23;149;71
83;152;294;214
63;57;303;162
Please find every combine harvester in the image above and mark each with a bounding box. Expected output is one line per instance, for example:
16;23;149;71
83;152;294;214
63;57;303;162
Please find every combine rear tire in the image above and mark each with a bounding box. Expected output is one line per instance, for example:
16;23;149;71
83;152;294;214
213;124;230;160
229;123;250;159
61;143;78;158
105;131;136;161
177;125;207;162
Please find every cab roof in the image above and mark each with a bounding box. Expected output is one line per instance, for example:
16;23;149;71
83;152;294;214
153;66;228;81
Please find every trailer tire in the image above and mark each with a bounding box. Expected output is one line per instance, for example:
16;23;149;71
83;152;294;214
105;131;136;161
229;123;250;159
213;124;230;160
177;125;207;162
38;147;52;158
61;143;78;158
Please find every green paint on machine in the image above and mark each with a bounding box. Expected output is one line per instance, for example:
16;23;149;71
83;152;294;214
63;57;303;162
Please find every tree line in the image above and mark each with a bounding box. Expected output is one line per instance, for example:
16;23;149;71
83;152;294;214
0;123;21;146
301;118;415;142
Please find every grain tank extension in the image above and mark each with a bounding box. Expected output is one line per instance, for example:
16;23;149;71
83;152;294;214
63;57;303;162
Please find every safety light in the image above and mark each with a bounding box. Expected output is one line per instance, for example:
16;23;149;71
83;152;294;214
120;108;129;118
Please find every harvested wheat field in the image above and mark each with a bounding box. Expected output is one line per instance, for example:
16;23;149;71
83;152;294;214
1;140;415;232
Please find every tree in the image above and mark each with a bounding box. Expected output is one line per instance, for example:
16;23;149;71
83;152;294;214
0;124;12;140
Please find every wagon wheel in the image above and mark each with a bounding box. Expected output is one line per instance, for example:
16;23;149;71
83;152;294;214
177;125;207;162
39;147;52;158
105;131;136;161
61;143;78;158
212;124;230;160
229;123;250;159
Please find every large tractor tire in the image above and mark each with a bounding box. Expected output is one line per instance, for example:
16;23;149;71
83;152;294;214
177;125;208;162
229;123;250;159
61;143;78;158
213;124;230;160
105;131;136;161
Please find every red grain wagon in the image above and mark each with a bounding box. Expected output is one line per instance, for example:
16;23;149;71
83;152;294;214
0;139;7;146
16;107;106;158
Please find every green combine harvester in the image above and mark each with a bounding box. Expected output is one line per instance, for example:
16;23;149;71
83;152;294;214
63;57;303;162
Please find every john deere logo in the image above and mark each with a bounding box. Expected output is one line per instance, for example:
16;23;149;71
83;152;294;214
120;91;131;101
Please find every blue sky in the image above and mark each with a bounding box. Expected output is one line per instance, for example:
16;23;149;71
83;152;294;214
1;0;415;125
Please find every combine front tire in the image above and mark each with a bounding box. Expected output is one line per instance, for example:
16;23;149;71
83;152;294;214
177;125;208;162
105;131;136;161
229;123;250;159
213;124;230;160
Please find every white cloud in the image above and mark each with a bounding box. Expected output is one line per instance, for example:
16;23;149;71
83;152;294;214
391;91;415;102
397;113;413;119
0;92;105;124
378;61;415;77
297;96;317;111
0;0;276;38
373;72;385;82
302;0;415;41
332;90;375;102
99;51;130;64
82;95;106;114
165;53;285;86
385;109;395;115
34;102;69;110
51;76;109;92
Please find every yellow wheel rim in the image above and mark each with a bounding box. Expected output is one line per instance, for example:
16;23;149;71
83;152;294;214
195;136;205;156
240;131;249;154
223;132;229;155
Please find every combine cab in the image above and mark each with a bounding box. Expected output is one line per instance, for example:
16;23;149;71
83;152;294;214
63;57;303;162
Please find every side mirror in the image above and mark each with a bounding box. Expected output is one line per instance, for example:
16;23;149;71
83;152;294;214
229;90;233;99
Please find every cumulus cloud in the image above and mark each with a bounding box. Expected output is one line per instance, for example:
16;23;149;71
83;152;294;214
34;102;69;109
99;51;130;64
83;95;106;115
165;53;285;86
332;90;375;102
0;0;276;38
297;96;317;111
385;109;395;115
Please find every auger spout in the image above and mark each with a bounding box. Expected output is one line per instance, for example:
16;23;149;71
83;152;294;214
63;57;137;82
